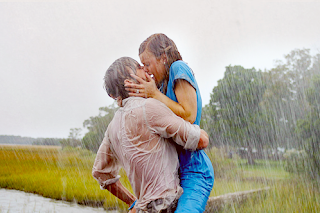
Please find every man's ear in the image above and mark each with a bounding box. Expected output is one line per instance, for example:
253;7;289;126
116;97;123;107
110;94;122;105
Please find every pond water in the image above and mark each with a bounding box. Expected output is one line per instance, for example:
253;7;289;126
0;188;118;213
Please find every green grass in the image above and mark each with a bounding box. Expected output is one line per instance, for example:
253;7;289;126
209;159;287;197
210;179;266;196
1;145;319;212
210;158;320;212
0;145;131;211
218;179;320;213
238;159;290;180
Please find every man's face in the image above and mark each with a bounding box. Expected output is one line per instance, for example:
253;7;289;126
135;63;147;80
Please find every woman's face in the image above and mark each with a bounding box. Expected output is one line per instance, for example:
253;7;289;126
139;50;166;87
135;63;147;80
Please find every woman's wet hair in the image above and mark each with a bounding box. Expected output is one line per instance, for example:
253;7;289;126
104;57;139;99
139;33;183;69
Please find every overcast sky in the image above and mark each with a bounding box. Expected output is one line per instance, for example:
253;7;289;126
1;0;320;138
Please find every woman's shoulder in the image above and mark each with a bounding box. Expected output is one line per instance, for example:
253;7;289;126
171;61;193;77
171;60;190;70
170;60;195;82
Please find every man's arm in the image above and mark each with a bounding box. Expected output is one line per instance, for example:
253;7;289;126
92;130;136;206
92;172;136;206
145;99;209;150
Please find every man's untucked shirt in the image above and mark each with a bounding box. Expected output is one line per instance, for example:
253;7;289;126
92;97;200;211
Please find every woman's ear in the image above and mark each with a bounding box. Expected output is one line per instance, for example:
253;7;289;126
160;54;167;64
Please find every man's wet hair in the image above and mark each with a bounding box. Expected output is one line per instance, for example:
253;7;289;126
104;57;139;99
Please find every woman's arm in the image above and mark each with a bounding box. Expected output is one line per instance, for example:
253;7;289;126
172;79;197;123
125;74;197;123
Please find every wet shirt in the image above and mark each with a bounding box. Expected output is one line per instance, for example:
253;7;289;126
92;97;201;211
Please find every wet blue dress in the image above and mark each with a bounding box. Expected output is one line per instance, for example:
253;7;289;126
162;60;214;213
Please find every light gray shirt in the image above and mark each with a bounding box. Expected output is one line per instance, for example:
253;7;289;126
92;97;200;211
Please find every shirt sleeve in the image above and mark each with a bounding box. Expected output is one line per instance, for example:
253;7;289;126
171;62;197;90
144;98;200;151
92;127;121;190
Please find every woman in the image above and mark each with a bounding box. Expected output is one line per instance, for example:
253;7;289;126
125;33;214;213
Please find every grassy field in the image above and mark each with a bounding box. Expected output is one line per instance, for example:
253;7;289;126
0;145;319;212
0;145;130;211
212;159;320;212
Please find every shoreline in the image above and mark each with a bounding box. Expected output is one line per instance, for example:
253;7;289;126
0;186;106;208
0;188;115;213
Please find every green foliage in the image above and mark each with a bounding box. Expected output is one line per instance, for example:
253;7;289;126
82;103;118;152
295;74;320;180
202;49;320;167
0;135;35;145
260;49;316;149
203;65;267;164
32;138;61;146
0;135;62;146
283;149;308;174
206;147;241;179
59;128;82;149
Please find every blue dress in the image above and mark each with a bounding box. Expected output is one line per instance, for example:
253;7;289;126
162;60;214;213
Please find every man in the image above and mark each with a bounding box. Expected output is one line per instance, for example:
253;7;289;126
92;57;209;213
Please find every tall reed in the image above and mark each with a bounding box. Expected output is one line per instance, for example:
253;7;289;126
0;145;130;211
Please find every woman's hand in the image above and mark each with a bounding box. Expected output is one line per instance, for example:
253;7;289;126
198;129;209;149
124;73;159;98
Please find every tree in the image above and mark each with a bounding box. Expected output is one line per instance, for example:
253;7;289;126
203;65;267;164
295;75;320;180
260;62;298;148
32;138;61;146
60;128;82;148
82;103;118;152
202;48;320;165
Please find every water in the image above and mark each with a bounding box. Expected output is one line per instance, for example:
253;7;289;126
0;188;118;213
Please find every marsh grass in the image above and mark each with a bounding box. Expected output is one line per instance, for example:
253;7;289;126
211;158;320;212
0;145;130;211
238;159;290;180
218;178;320;213
1;145;319;212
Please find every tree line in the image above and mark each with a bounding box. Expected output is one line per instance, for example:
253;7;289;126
202;48;319;179
0;135;61;146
